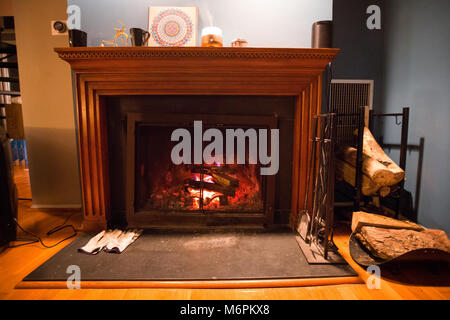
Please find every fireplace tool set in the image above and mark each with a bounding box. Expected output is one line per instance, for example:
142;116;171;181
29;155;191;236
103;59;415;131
296;113;345;264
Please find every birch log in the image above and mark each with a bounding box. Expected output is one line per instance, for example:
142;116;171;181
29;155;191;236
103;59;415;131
335;159;380;196
338;146;396;186
377;186;391;197
361;127;405;185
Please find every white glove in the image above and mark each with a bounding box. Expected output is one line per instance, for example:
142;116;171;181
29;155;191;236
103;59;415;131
104;229;143;254
78;229;123;255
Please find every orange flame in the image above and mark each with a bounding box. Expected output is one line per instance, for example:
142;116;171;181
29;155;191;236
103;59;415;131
190;173;221;209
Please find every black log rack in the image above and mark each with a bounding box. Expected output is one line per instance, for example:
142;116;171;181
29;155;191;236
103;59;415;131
333;106;410;219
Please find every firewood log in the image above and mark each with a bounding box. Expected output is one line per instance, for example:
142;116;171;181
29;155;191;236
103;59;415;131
356;227;450;260
361;127;405;185
211;172;239;188
337;146;397;186
184;179;236;197
191;166;239;188
377;186;391;198
335;159;381;196
389;184;401;194
351;211;424;233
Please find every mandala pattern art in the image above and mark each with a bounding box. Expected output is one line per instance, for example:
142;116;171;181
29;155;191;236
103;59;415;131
151;9;194;47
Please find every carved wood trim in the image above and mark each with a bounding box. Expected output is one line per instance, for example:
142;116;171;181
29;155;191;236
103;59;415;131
55;47;339;61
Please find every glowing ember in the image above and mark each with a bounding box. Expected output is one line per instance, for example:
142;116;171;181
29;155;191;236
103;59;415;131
189;173;221;209
144;162;263;212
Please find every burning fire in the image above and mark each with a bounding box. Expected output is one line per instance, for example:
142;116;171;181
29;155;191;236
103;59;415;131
146;161;263;212
188;166;221;209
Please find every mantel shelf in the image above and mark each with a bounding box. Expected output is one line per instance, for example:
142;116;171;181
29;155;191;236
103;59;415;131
55;46;339;62
54;47;339;83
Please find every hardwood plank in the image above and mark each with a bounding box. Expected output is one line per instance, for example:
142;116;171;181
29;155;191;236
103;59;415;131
16;277;364;290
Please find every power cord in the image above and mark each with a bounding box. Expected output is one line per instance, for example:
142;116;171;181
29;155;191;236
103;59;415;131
9;199;78;248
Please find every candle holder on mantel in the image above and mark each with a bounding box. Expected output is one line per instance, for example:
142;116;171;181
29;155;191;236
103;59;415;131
201;26;223;47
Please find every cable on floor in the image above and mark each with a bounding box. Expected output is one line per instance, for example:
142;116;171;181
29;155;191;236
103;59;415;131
9;198;78;248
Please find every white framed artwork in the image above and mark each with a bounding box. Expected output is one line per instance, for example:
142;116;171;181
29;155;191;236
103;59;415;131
148;6;198;47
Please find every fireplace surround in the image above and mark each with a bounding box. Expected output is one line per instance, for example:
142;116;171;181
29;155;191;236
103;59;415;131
55;47;338;231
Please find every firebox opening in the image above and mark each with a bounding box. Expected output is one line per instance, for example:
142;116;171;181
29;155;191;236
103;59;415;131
106;95;294;228
135;124;265;215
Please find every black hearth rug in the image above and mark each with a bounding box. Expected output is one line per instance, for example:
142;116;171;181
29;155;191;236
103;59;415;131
23;228;357;282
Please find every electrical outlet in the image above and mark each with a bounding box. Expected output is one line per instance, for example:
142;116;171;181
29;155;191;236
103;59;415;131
51;20;68;36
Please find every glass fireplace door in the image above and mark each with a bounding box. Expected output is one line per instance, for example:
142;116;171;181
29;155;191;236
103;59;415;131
125;113;276;226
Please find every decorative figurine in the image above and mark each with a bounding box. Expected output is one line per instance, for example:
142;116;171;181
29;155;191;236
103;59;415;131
231;38;248;47
100;21;129;47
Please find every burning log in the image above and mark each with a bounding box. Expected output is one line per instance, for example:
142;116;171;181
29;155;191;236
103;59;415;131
211;171;239;188
191;166;239;188
184;179;237;197
182;165;242;209
219;196;229;206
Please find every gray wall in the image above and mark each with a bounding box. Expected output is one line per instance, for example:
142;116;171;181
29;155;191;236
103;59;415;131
332;0;385;109
333;0;450;232
68;0;332;47
381;0;450;232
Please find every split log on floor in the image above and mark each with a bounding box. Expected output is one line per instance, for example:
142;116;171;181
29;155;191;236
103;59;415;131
356;226;450;260
337;146;399;186
361;127;405;185
351;211;424;233
335;159;380;196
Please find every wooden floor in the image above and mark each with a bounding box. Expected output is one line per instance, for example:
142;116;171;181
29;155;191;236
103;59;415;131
1;166;449;300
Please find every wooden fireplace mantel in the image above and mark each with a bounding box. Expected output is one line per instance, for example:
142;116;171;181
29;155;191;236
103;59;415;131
55;47;339;231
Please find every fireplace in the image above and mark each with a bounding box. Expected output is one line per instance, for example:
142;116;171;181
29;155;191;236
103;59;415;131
55;47;338;230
